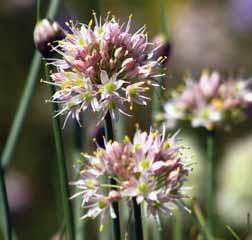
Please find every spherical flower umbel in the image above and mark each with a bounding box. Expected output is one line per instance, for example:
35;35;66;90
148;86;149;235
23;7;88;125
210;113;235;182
44;13;164;127
164;70;252;130
70;127;191;229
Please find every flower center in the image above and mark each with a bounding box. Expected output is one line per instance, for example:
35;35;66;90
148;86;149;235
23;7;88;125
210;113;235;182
139;159;150;170
98;200;107;209
85;179;95;189
137;183;147;193
104;82;115;93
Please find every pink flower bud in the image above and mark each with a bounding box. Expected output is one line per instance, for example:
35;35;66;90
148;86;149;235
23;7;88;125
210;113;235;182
33;18;64;58
74;59;86;71
122;58;135;71
199;71;220;98
108;190;121;202
114;47;125;59
181;89;195;107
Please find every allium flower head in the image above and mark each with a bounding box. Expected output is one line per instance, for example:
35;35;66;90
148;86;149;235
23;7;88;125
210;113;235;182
164;70;252;130
44;13;164;127
71;127;191;228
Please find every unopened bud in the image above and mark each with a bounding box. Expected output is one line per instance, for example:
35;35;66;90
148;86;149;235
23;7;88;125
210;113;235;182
122;58;135;71
153;34;172;67
108;190;121;202
114;47;125;59
34;18;65;58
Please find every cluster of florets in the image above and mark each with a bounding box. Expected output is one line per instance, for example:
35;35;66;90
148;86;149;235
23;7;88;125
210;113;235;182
71;128;191;229
164;71;252;130
45;13;164;127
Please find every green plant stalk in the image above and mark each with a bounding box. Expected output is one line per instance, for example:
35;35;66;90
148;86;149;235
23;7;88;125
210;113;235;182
160;0;169;36
0;167;12;240
206;130;216;237
45;66;75;240
0;0;60;171
104;113;121;240
37;0;41;22
0;1;59;239
173;212;182;240
192;200;213;240
152;76;163;124
132;198;143;240
73;120;86;240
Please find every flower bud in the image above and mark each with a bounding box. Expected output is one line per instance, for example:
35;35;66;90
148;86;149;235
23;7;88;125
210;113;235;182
122;58;135;71
199;71;220;98
114;47;125;59
153;34;172;67
108;190;121;202
33;18;64;58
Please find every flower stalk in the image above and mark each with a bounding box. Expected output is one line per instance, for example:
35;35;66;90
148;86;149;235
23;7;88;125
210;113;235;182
104;113;121;240
0;0;60;171
206;130;216;237
0;167;12;240
45;65;75;240
73;119;85;240
132;197;143;240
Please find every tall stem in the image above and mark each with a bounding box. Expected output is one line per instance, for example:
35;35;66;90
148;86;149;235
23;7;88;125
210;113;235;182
160;0;169;36
173;212;182;240
132;198;143;240
104;113;121;240
206;130;216;237
0;0;60;171
0;167;12;240
45;66;75;240
73;119;86;240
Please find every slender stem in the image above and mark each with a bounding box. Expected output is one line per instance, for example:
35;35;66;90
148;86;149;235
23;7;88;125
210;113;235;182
173;212;182;240
206;130;216;237
160;0;169;37
0;0;60;171
132;198;143;240
36;0;41;23
73;119;86;240
192;200;214;240
152;77;163;124
104;113;121;240
45;66;75;240
0;52;41;170
0;167;12;240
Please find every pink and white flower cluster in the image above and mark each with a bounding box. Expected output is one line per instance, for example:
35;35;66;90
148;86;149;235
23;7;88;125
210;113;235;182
46;13;163;127
164;71;252;130
71;128;191;228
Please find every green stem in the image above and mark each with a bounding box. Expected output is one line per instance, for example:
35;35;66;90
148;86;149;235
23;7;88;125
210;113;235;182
36;0;41;23
173;212;182;240
73;119;86;240
45;66;75;240
132;198;144;240
104;113;121;240
192;200;214;240
152;77;163;124
0;0;60;171
206;130;216;237
160;0;168;37
0;167;12;240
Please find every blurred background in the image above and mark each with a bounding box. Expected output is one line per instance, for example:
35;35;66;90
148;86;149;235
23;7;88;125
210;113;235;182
1;0;252;239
